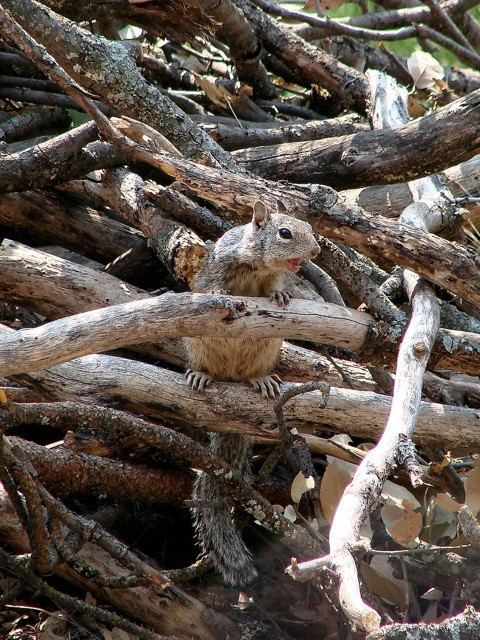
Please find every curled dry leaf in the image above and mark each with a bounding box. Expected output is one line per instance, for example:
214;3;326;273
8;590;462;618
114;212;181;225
193;73;234;110
407;51;444;89
435;492;462;513
291;471;315;504
383;479;421;511
421;587;444;601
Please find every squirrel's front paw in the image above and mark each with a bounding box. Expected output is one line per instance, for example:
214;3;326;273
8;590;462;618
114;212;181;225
185;369;213;392
269;290;292;307
249;374;283;399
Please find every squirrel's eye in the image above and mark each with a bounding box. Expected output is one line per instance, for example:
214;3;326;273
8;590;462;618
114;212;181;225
279;228;293;239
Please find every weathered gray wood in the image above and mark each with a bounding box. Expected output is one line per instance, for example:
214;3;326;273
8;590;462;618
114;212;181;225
137;147;480;309
0;239;377;388
7;352;480;452
0;294;372;376
233;88;480;188
293;71;445;634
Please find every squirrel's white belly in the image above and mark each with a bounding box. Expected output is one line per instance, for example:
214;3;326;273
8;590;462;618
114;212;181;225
184;336;283;381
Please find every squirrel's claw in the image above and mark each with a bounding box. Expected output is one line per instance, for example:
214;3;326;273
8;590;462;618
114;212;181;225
269;290;292;307
249;374;283;399
185;369;212;392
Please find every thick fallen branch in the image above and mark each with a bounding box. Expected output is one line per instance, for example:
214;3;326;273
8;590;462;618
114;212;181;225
0;192;143;262
367;606;480;639
60;166;207;287
0;104;69;142
0;239;376;387
0;482;230;640
6;353;480;452
342;150;480;221
204;113;369;151
125;147;480;309
0;294;373;376
0;238;147;317
232;87;480;187
7;437;192;504
0;121;127;193
0;291;478;376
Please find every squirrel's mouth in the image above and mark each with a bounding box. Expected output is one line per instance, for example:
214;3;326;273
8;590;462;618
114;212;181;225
286;258;301;272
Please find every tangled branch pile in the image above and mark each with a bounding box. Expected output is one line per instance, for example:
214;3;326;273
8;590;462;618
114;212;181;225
0;0;480;638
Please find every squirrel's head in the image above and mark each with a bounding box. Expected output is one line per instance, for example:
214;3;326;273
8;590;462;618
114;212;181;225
251;200;320;272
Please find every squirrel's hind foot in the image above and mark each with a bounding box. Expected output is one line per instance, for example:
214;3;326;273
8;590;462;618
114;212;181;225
185;369;213;392
249;374;282;399
269;290;292;307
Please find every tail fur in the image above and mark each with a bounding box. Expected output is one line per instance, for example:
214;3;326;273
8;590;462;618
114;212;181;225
193;433;258;586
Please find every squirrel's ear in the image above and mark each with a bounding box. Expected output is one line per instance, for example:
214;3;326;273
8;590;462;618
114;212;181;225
252;200;269;227
276;200;287;215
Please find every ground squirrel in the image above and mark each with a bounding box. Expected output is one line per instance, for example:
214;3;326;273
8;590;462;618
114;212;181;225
184;200;320;586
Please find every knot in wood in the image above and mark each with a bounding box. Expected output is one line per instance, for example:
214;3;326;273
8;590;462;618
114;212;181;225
309;184;338;210
413;341;427;357
341;147;360;167
221;298;247;322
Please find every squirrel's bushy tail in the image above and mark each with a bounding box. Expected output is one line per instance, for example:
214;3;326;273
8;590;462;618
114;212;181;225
192;433;258;587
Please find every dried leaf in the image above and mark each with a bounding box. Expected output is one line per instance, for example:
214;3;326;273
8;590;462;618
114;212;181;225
465;467;480;516
193;73;234;109
291;472;315;503
320;458;355;523
381;501;423;545
407;51;444;89
118;24;144;40
383;480;421;511
421;587;443;601
435;492;462;513
329;433;352;446
38;613;68;640
237;592;253;610
0;388;7;404
408;95;428;119
361;558;406;607
421;500;457;544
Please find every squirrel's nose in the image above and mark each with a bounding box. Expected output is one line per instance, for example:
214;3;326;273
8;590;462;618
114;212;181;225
310;244;320;259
